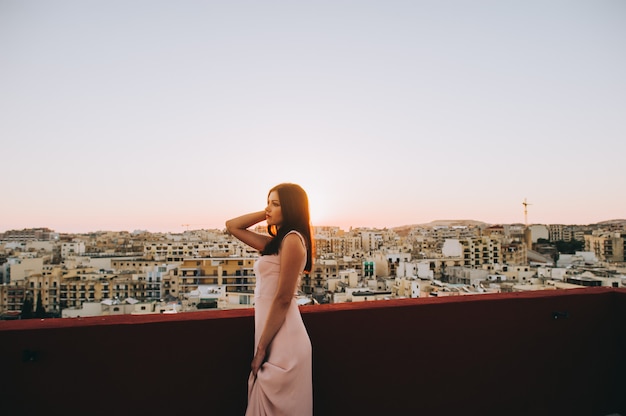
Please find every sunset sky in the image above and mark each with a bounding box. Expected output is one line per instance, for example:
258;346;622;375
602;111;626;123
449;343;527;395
1;0;625;233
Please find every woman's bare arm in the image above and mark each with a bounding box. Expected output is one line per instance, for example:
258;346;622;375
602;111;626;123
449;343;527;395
250;233;305;376
225;211;271;252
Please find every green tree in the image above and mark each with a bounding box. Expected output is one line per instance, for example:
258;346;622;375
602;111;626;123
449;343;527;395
35;291;46;318
21;295;33;319
555;240;584;254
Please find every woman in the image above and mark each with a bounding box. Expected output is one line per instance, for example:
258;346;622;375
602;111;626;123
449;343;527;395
226;183;314;416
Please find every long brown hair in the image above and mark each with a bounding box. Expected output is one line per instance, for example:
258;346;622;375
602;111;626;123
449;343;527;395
261;183;314;273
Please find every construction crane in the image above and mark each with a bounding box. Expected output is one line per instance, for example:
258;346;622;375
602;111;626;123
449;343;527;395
522;198;532;226
181;224;191;231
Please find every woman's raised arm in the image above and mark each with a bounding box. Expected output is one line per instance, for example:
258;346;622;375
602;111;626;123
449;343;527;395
225;210;271;252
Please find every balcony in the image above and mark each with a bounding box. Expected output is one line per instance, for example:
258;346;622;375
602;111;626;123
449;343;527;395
1;287;625;416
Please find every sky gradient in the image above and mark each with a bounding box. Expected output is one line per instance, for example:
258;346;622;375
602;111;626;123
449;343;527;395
1;0;625;233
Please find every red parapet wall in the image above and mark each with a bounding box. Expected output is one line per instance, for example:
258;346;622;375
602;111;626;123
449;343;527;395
2;288;625;416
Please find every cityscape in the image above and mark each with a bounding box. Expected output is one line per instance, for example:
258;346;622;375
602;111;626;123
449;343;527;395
3;2;625;414
2;218;625;320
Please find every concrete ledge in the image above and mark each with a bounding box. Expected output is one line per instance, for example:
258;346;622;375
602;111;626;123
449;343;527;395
2;288;625;416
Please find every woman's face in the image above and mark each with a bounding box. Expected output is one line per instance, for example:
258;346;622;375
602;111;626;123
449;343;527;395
265;190;284;228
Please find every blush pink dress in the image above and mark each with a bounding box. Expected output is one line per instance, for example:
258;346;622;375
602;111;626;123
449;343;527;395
245;231;313;416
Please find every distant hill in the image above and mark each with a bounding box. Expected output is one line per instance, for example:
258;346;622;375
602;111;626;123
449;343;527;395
595;219;626;226
392;220;490;236
418;219;490;228
391;219;625;237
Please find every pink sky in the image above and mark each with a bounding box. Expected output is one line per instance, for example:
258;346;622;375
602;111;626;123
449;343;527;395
1;1;625;234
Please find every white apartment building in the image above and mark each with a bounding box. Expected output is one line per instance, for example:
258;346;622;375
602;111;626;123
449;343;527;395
549;224;587;242
0;262;62;314
549;224;565;242
327;269;360;292
461;237;502;267
584;231;625;263
178;257;257;308
316;235;363;257
145;264;177;300
360;231;384;252
62;298;163;318
9;257;44;281
528;225;549;243
446;266;489;287
144;241;240;262
111;257;164;272
61;242;85;259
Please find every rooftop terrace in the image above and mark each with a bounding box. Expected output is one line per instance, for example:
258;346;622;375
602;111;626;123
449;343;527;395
2;287;625;415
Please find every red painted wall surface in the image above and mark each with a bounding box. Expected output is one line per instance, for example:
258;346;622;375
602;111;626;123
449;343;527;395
1;288;625;416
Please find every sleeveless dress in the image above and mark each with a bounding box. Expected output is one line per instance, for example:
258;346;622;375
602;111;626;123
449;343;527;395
245;231;313;416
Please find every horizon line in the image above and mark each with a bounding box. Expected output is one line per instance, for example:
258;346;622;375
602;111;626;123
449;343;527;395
2;218;626;235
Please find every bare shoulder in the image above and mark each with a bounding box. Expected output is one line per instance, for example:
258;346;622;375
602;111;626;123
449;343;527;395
281;232;306;253
279;233;306;276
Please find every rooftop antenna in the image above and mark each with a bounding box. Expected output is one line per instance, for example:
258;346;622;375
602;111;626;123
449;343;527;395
522;198;532;226
181;224;190;231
